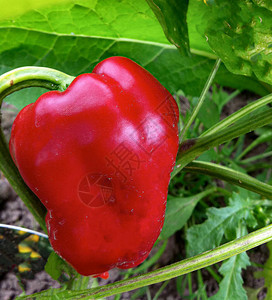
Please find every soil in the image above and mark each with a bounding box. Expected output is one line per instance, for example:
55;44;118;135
0;91;270;299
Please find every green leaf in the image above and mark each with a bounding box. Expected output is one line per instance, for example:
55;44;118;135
197;148;218;162
210;252;250;300
0;0;270;109
0;0;215;108
187;0;214;55
160;188;217;240
44;251;64;280
210;224;250;300
45;251;75;281
0;0;70;21
204;0;272;87
187;0;272;95
45;251;93;292
197;96;220;129
254;241;272;299
215;66;271;96
211;85;240;113
186;193;256;257
146;0;190;55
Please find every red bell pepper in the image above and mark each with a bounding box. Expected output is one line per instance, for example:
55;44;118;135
9;57;179;276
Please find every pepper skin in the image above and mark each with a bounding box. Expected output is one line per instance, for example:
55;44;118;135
9;57;179;276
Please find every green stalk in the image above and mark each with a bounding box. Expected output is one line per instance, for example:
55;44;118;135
23;223;272;299
197;270;207;300
0;67;75;232
200;93;272;137
240;151;272;165
180;59;221;141
206;266;221;284
152;280;169;300
0;66;74;102
183;161;272;199
172;107;272;177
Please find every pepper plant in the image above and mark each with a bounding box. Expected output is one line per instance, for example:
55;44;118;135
0;0;272;299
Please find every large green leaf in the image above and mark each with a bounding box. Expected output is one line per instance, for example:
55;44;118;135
0;0;213;108
0;0;69;20
0;0;270;110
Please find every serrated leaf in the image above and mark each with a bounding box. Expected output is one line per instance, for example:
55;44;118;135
160;188;216;240
186;193;256;257
210;225;250;300
210;252;250;300
146;0;190;55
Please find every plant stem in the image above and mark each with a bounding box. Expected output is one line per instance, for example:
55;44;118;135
180;59;221;142
183;161;272;199
33;223;272;299
206;266;221;284
0;67;75;232
172;107;272;177
200;93;272;137
188;272;193;295
240;151;272;165
153;280;169;300
190;48;218;59
197;270;207;300
0;66;74;104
